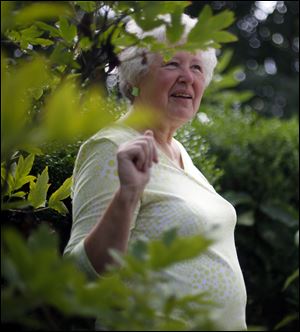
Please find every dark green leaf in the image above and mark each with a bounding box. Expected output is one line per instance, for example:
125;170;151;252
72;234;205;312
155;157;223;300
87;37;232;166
75;1;96;13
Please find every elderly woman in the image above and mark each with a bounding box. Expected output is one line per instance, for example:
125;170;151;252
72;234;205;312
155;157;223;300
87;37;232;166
64;14;247;331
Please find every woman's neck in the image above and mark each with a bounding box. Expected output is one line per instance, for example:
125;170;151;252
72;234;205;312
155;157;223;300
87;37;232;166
121;107;178;146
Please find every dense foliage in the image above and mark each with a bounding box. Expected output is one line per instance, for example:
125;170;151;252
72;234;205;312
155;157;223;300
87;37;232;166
1;1;241;331
1;1;298;331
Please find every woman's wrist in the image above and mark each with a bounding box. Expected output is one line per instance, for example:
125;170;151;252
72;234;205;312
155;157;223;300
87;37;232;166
117;185;143;206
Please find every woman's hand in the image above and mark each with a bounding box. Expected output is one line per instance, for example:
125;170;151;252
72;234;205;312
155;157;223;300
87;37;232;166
117;130;159;194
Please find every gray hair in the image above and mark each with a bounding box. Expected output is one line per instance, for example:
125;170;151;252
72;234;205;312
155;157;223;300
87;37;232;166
114;14;218;103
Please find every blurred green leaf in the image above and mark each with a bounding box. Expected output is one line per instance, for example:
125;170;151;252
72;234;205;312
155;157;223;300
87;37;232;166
274;314;298;330
223;191;254;207
1;55;51;161
260;202;298;227
216;49;234;73
79;37;93;51
282;268;299;291
148;233;212;270
14;3;71;27
1;1;15;32
237;210;255;226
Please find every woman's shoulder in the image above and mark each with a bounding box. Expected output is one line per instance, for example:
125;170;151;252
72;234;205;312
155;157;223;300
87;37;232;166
82;122;139;149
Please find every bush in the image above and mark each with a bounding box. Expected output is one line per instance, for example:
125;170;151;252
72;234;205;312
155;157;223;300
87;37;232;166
193;109;299;330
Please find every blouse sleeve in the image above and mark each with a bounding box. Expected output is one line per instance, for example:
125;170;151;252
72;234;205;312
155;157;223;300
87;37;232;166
63;137;141;280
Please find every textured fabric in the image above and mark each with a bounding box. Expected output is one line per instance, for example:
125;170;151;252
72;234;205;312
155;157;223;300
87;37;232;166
64;123;247;330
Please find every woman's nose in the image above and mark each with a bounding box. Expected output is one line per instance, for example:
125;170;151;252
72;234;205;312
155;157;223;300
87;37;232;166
178;67;194;84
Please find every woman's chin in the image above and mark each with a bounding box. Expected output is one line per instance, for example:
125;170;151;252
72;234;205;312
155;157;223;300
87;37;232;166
168;107;195;122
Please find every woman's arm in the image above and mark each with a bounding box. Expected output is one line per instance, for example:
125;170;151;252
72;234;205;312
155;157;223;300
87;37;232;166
84;130;158;274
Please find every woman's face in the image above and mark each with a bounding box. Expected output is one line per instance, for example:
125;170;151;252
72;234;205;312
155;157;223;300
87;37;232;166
135;51;206;127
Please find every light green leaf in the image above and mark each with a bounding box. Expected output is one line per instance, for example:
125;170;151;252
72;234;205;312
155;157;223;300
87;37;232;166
207;10;235;31
166;10;184;44
28;166;50;208
213;31;238;43
14;175;36;192
48;176;72;215
187;5;237;49
197;5;213;25
35;21;61;37
10;191;27;198
32;38;54;46
14;154;35;187
58;17;77;44
21;25;43;39
149;234;212;270
48;200;68;215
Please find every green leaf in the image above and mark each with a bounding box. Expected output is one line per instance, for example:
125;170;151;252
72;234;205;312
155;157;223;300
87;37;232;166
149;234;212;270
21;25;43;39
14;154;35;190
166;10;184;44
79;37;93;51
48;200;69;215
28;166;50;208
196;5;213;30
260;202;298;227
129;240;148;262
58;17;77;44
1;55;51;160
217;49;234;73
213;31;238;43
187;5;237;49
162;228;178;246
10;191;27;198
32;38;54;46
1;200;31;210
282;268;299;291
50;42;78;68
237;210;255;226
48;176;72;215
14;3;71;27
223;191;254;206
274;314;298;330
35;21;61;38
32;87;44;100
1;1;15;32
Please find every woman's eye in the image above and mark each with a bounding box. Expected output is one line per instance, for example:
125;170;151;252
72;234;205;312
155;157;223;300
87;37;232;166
165;62;179;67
192;64;202;72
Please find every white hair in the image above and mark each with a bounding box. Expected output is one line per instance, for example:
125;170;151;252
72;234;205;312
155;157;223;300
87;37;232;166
114;14;217;103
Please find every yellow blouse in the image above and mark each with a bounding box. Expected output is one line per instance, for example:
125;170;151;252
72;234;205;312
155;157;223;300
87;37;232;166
64;123;247;331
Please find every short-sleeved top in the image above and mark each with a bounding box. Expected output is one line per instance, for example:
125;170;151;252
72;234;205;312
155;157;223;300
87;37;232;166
63;123;247;331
